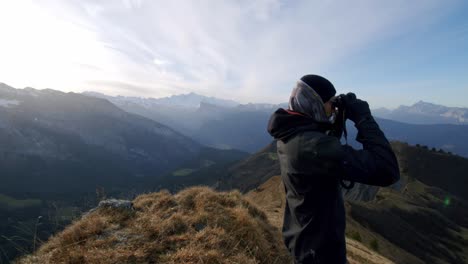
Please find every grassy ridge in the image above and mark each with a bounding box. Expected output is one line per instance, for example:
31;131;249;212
18;187;292;264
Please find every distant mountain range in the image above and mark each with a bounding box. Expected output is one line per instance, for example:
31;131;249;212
83;91;287;152
83;92;239;135
84;91;240;109
345;118;468;157
373;101;468;125
87;92;468;126
0;83;246;194
3;83;467;185
83;92;468;156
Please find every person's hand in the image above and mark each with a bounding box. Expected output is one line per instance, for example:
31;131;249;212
342;93;371;124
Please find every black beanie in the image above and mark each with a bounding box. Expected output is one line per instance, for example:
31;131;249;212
300;74;336;103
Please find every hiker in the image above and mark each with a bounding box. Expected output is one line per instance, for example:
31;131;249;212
267;75;400;264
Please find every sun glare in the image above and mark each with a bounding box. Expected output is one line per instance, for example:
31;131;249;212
0;1;114;91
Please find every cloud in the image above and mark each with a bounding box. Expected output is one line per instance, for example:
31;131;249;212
153;58;170;66
0;0;460;103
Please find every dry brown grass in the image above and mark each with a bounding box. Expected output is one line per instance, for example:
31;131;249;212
17;186;292;264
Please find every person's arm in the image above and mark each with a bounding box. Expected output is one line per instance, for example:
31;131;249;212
339;93;400;187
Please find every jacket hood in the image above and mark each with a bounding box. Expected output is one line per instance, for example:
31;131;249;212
288;80;330;123
267;108;332;141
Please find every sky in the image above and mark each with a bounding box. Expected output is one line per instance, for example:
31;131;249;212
0;0;467;109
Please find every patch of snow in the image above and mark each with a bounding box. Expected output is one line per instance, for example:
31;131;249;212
0;99;20;107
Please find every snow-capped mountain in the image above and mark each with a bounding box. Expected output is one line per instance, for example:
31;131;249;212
83;92;287;152
83;91;240;109
373;101;468;125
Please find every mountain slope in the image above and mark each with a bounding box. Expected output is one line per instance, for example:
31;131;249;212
224;141;468;264
216;143;280;192
0;83;202;193
147;147;249;192
193;110;273;152
347;179;468;264
245;175;468;264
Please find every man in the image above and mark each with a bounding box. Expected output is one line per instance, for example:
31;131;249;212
267;74;400;264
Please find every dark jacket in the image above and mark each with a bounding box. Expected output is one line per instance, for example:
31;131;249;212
267;108;400;264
